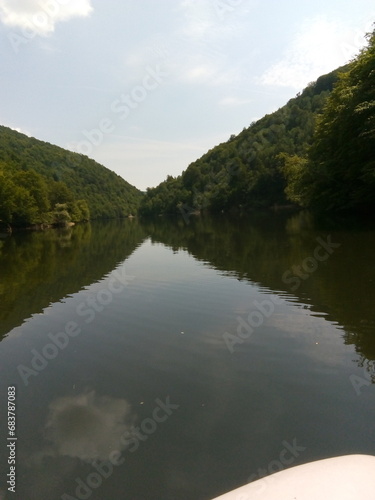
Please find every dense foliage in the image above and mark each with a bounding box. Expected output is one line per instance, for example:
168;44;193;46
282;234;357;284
0;126;142;227
281;28;375;212
140;66;346;216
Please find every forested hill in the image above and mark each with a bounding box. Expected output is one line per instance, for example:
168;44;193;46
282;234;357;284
140;66;346;216
140;27;375;216
0;126;142;228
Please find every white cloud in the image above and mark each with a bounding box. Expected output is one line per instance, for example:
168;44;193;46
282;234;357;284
173;0;251;86
258;16;370;90
0;0;93;36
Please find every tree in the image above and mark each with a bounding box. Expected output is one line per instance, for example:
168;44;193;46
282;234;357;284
68;199;90;222
278;154;309;206
48;181;74;207
12;170;50;215
11;185;40;226
307;27;375;211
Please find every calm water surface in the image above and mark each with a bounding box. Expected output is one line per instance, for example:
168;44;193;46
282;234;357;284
0;213;374;500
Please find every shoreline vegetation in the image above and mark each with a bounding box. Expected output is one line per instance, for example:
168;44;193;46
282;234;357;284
1;28;374;232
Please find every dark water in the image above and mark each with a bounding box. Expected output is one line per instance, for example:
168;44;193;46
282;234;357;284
0;213;374;500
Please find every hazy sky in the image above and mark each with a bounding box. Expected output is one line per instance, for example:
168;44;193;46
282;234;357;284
0;0;374;190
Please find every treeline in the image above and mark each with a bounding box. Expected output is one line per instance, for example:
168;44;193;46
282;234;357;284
140;27;375;216
0;126;143;228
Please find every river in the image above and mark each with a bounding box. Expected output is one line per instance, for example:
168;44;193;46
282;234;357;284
0;212;374;499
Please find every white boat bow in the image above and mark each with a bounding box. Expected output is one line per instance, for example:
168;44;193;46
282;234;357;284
212;454;375;500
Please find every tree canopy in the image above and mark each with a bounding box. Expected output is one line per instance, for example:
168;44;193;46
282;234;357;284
0;126;143;227
285;28;375;211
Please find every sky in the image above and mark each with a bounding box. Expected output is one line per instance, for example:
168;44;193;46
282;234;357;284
0;0;374;191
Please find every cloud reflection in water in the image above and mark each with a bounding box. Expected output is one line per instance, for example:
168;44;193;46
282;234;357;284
44;390;135;462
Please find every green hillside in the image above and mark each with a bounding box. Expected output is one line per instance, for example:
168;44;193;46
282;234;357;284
281;29;375;212
140;66;346;216
0;126;142;228
140;27;375;216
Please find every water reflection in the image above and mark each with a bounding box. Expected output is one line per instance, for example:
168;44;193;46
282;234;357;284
44;390;134;462
0;212;374;499
2;212;373;366
0;219;147;340
140;211;375;365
